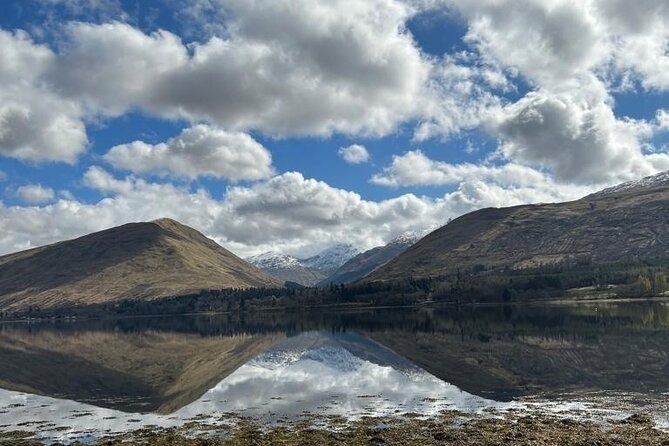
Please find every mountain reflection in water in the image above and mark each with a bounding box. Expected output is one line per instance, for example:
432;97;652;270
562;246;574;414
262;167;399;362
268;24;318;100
1;300;669;442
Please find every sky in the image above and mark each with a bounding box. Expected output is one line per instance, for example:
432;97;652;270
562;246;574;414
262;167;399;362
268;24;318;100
0;0;668;258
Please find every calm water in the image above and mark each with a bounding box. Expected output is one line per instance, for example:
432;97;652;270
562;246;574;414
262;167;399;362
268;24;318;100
1;300;669;442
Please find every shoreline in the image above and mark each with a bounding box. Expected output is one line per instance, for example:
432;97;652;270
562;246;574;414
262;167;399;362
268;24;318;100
2;295;669;326
3;410;668;445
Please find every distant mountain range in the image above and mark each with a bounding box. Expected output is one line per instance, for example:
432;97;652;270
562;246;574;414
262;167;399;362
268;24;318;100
0;218;280;311
364;171;669;283
247;233;431;287
247;244;360;286
318;231;428;286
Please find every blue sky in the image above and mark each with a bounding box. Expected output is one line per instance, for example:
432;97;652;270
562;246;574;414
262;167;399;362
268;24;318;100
0;0;668;257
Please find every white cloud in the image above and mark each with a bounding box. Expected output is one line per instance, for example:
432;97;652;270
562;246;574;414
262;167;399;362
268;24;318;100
371;149;547;187
451;0;608;90
338;144;370;164
598;0;669;90
413;51;506;141
83;166;134;195
656;109;669;131
0;1;446;164
48;22;189;116
44;1;431;137
15;184;55;204
491;84;667;184
419;0;669;185
0;167;601;259
0;30;87;163
103;125;274;181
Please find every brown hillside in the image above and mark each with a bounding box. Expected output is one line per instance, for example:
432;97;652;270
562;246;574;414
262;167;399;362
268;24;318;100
0;218;281;310
365;179;669;282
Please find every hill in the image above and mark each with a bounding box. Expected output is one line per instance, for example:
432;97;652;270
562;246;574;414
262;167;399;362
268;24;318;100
365;172;669;283
0;218;281;311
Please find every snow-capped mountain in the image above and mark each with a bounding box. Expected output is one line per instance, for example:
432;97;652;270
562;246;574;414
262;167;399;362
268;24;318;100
386;229;431;247
301;243;360;273
589;170;669;198
246;244;360;286
318;231;430;286
246;251;302;270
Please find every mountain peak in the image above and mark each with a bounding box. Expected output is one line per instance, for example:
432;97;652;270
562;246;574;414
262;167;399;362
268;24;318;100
151;217;182;227
246;251;302;269
0;219;280;311
387;229;431;247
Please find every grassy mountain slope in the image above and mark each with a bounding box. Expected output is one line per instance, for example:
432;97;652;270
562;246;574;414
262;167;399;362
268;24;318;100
0;218;281;310
365;177;669;283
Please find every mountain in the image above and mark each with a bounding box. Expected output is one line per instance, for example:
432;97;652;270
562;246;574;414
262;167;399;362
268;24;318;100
319;232;426;286
246;251;326;286
301;243;360;273
0;218;281;311
365;171;669;283
247;243;359;286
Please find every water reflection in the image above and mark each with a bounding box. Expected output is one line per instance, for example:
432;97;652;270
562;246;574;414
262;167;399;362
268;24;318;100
0;300;668;441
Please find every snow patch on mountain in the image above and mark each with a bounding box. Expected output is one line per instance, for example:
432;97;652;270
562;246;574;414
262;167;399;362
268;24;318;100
590;171;669;198
246;251;302;270
387;228;432;247
247;244;359;274
301;244;360;272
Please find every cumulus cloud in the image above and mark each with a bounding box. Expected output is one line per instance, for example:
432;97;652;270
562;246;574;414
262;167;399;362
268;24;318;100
0;1;449;164
598;0;669;90
83;166;134;195
0;30;87;163
491;84;668;184
430;0;669;184
104;125;274;181
48;22;189;116
338;144;370;164
15;184;56;204
371;150;547;187
0;168;594;258
450;0;608;89
44;1;431;137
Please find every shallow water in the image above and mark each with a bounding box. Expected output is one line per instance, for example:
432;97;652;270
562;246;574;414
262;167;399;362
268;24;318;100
1;300;669;443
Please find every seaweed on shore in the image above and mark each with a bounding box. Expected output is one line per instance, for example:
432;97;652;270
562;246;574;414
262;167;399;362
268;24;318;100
4;412;669;446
